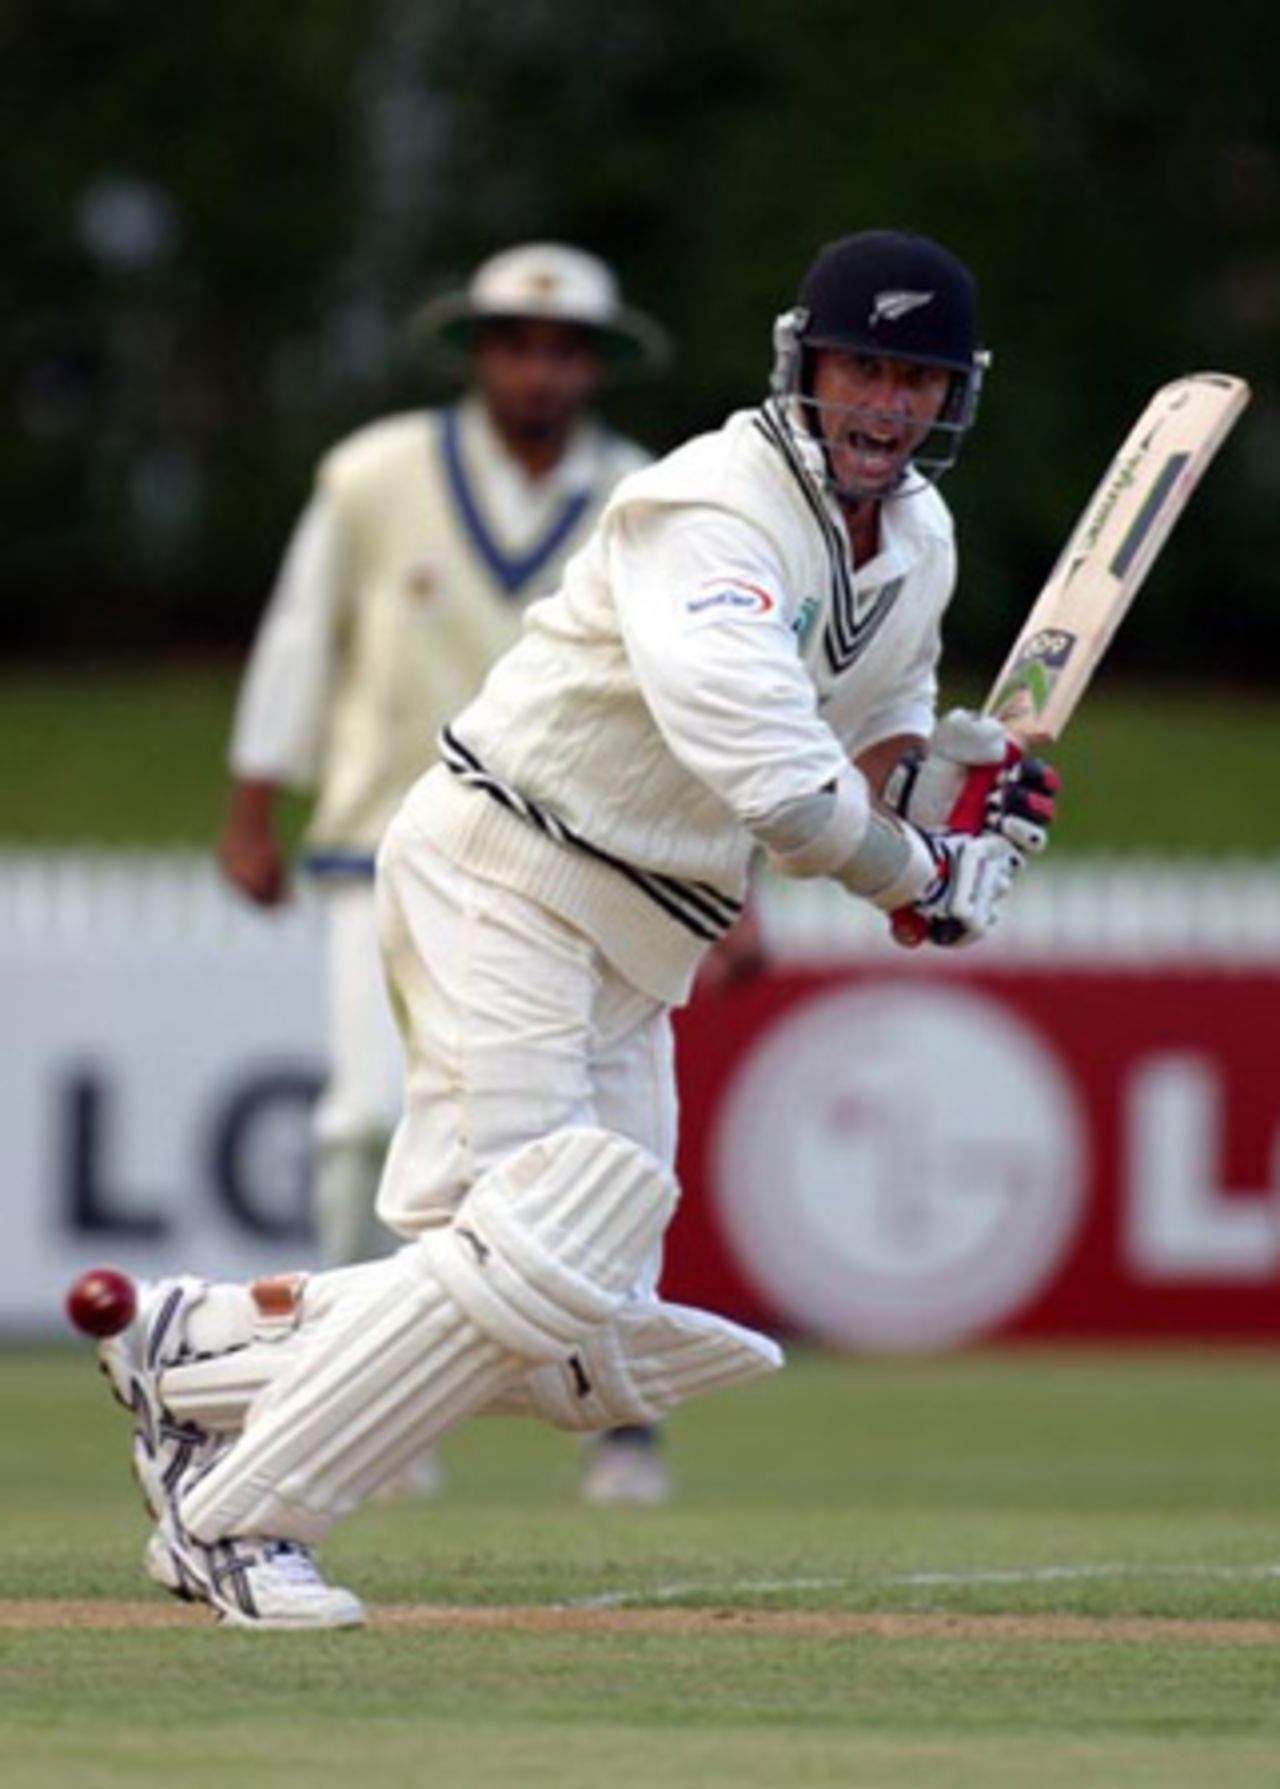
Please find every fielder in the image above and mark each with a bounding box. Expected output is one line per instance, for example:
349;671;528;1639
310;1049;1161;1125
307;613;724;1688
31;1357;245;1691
95;228;1058;1627
220;241;670;1501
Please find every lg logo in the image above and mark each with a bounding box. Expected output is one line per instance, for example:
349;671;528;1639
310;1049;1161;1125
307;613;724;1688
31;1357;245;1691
712;983;1085;1351
58;1061;323;1242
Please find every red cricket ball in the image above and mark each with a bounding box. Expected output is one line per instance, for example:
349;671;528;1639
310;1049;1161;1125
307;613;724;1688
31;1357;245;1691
65;1266;138;1338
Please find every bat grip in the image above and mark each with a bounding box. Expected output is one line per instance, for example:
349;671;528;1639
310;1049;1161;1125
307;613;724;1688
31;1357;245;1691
947;753;1009;832
888;747;1020;949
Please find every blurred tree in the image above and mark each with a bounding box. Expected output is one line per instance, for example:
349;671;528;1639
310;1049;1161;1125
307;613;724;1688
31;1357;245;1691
3;0;1277;673
4;2;370;645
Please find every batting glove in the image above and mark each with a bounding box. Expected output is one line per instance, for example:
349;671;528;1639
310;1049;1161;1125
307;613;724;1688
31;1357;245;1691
884;709;1008;829
983;757;1061;857
907;827;1023;948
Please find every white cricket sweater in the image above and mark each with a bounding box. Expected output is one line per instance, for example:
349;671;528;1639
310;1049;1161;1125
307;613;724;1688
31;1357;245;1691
229;400;648;859
404;404;956;1002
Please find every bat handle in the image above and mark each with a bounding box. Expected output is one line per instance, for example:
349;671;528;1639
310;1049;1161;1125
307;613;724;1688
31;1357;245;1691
947;750;1014;831
887;748;1020;949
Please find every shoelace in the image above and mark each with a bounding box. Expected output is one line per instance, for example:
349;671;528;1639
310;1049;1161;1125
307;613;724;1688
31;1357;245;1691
263;1542;324;1586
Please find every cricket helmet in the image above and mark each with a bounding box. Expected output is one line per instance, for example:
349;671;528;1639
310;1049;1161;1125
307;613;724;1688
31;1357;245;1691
770;229;990;493
416;242;670;375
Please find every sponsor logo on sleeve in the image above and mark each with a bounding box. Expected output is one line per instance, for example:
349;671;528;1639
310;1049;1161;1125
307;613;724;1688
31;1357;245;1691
791;595;820;648
680;578;779;630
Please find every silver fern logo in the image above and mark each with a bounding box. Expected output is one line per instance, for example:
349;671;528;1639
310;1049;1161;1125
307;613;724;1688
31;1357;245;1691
870;289;935;327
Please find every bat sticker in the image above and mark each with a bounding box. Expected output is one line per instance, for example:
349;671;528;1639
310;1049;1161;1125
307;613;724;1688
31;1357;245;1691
990;628;1078;724
1109;452;1190;579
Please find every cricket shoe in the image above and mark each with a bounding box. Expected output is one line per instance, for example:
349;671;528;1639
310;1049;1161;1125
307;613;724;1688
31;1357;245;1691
144;1527;203;1603
154;1509;366;1630
96;1276;225;1521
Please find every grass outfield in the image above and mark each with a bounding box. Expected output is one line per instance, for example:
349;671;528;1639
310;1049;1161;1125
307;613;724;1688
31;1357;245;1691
4;661;1279;854
4;1346;1280;1786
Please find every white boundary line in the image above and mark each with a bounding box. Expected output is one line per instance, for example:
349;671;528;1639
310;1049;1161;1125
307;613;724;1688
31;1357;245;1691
563;1562;1280;1610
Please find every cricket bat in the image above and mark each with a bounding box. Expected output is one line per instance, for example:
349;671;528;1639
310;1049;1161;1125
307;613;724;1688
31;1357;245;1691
894;369;1251;943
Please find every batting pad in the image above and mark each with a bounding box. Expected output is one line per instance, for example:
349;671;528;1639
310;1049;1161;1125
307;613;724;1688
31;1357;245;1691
494;1299;784;1430
160;1348;275;1432
160;1261;403;1432
178;1127;675;1543
165;1296;782;1437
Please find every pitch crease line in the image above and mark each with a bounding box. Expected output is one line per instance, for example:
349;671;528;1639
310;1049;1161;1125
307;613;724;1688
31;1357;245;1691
561;1561;1280;1610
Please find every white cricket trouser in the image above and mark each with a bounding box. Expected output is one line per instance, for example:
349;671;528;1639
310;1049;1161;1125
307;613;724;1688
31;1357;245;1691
163;823;783;1520
312;878;404;1152
374;806;678;1275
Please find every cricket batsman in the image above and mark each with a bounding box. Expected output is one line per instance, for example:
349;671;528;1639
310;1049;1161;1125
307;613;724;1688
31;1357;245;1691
89;228;1058;1626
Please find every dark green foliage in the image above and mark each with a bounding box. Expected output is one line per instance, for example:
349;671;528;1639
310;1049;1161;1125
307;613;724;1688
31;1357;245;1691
4;2;1278;670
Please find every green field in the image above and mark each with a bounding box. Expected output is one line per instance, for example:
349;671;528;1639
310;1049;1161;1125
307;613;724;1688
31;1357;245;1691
4;1344;1280;1787
5;663;1279;854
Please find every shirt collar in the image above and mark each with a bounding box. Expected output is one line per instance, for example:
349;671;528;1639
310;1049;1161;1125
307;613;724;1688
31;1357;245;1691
458;395;599;497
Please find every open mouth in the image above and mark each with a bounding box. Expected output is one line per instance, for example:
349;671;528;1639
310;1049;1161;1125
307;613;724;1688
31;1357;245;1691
840;427;906;484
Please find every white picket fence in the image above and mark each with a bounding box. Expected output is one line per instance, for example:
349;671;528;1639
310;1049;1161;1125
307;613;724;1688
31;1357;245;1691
2;848;1279;963
757;856;1280;964
0;849;325;956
